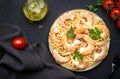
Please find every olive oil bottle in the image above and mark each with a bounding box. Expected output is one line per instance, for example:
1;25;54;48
23;0;48;21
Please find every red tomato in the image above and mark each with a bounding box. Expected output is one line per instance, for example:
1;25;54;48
12;37;26;49
117;0;120;8
110;8;120;20
103;0;114;10
116;19;120;29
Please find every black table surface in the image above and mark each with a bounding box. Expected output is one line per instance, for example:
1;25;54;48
0;0;120;79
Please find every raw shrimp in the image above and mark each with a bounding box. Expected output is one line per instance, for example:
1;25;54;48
75;34;95;56
94;25;109;40
94;45;108;61
79;11;93;26
52;50;70;63
62;34;81;52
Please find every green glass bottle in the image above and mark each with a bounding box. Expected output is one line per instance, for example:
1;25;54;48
23;0;48;21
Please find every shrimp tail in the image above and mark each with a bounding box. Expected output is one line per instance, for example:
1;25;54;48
94;45;108;61
52;50;70;63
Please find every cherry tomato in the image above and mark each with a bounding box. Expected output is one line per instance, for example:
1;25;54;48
116;19;120;29
117;0;120;8
110;8;120;20
103;0;114;10
12;37;26;49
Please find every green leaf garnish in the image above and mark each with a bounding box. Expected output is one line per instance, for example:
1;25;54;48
73;51;82;60
86;0;104;12
97;0;104;6
88;27;101;40
67;27;76;38
86;4;98;12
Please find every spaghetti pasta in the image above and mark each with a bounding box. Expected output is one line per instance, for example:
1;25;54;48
48;9;110;71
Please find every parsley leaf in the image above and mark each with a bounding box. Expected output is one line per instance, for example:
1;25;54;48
97;0;104;6
86;4;98;12
86;0;104;12
67;27;76;38
88;27;101;40
73;51;82;60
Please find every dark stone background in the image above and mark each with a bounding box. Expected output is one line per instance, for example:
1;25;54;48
0;0;120;79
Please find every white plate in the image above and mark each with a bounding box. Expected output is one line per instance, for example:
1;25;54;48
48;9;110;72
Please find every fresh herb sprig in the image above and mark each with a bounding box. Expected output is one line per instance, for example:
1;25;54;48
73;51;82;60
67;27;76;38
86;0;104;12
88;27;101;40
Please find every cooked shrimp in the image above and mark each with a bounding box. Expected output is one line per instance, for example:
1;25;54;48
52;50;70;63
79;11;93;26
62;34;81;52
73;60;87;70
94;25;109;40
94;45;108;61
59;12;75;24
75;34;95;55
74;25;86;34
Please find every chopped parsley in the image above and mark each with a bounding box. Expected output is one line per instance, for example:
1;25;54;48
88;27;101;40
73;51;82;60
67;27;76;38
